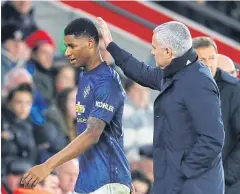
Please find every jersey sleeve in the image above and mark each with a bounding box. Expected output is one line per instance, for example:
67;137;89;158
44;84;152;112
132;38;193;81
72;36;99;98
89;81;123;124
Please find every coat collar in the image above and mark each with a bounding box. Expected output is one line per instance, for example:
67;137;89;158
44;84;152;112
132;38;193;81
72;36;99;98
215;68;240;85
163;47;198;79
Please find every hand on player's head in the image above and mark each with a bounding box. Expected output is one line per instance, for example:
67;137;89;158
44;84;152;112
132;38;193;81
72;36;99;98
97;17;113;47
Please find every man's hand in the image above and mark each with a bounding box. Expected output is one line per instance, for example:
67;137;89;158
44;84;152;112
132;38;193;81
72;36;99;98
97;17;113;47
21;163;52;188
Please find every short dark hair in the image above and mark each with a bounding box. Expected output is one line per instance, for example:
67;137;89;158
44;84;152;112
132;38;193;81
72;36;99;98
192;37;218;52
7;83;33;102
64;17;99;44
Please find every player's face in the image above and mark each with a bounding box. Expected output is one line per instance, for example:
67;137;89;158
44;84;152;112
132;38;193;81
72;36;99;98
195;46;218;76
151;33;173;69
64;35;95;68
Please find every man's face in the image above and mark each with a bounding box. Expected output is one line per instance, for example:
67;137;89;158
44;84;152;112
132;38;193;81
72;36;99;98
58;165;79;193
12;1;32;15
195;46;218;76
64;35;94;68
56;66;75;92
43;174;61;194
5;39;25;60
151;33;172;68
9;91;33;120
35;43;55;70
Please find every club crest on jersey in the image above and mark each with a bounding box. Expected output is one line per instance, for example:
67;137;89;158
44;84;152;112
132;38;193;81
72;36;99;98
76;101;85;115
83;85;91;98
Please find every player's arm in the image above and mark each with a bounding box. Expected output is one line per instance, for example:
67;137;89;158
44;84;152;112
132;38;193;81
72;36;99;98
45;116;106;169
21;117;106;188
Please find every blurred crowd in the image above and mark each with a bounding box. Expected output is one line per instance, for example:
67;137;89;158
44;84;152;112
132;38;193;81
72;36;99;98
1;1;239;194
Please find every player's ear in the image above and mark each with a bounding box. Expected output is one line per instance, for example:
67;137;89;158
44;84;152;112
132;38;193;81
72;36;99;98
88;37;94;49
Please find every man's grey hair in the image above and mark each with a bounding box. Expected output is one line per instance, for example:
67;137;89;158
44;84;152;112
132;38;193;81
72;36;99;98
153;21;192;57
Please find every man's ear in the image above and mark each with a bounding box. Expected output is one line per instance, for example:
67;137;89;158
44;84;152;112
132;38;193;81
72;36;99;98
88;37;95;49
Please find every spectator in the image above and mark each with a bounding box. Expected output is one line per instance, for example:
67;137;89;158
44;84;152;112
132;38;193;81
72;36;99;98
1;24;31;86
2;68;33;98
1;84;37;174
54;65;76;93
45;87;78;143
217;54;239;78
131;170;152;194
1;0;38;37
2;159;33;194
56;159;79;194
26;29;55;103
36;172;62;194
193;37;240;194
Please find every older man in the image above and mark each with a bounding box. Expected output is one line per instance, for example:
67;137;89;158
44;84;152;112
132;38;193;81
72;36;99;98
98;18;225;194
217;54;239;78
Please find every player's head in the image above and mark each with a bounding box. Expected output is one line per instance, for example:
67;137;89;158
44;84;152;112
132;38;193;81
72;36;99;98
192;37;218;76
152;21;192;68
217;54;239;77
64;17;99;68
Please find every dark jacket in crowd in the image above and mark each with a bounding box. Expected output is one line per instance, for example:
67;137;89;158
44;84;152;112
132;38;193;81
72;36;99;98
107;42;225;194
215;69;240;194
1;1;38;37
1;105;37;176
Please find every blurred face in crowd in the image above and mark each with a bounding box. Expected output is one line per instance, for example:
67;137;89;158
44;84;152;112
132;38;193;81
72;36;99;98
12;1;32;15
151;33;173;68
57;160;79;194
217;54;239;77
99;38;114;65
56;66;76;92
127;82;150;109
38;174;62;194
64;35;96;68
6;174;23;192
195;45;218;76
133;180;149;194
9;91;33;120
67;88;77;119
5;39;30;61
34;43;55;70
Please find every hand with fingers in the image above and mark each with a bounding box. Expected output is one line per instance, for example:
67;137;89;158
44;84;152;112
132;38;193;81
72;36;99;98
21;164;52;188
97;17;113;47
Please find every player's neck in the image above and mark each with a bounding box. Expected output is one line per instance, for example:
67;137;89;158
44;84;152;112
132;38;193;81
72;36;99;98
85;52;103;72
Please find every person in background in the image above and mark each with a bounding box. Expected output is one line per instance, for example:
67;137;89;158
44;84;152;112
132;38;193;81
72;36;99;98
25;29;55;125
2;159;33;194
45;87;78;144
2;68;33;98
1;84;37;174
25;29;55;102
56;159;79;194
217;54;239;78
54;65;76;93
131;170;152;194
193;36;240;194
1;24;31;86
1;0;38;37
36;172;62;194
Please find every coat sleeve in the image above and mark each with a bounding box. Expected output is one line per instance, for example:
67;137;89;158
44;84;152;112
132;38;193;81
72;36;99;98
107;42;162;90
224;84;240;185
181;75;225;179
